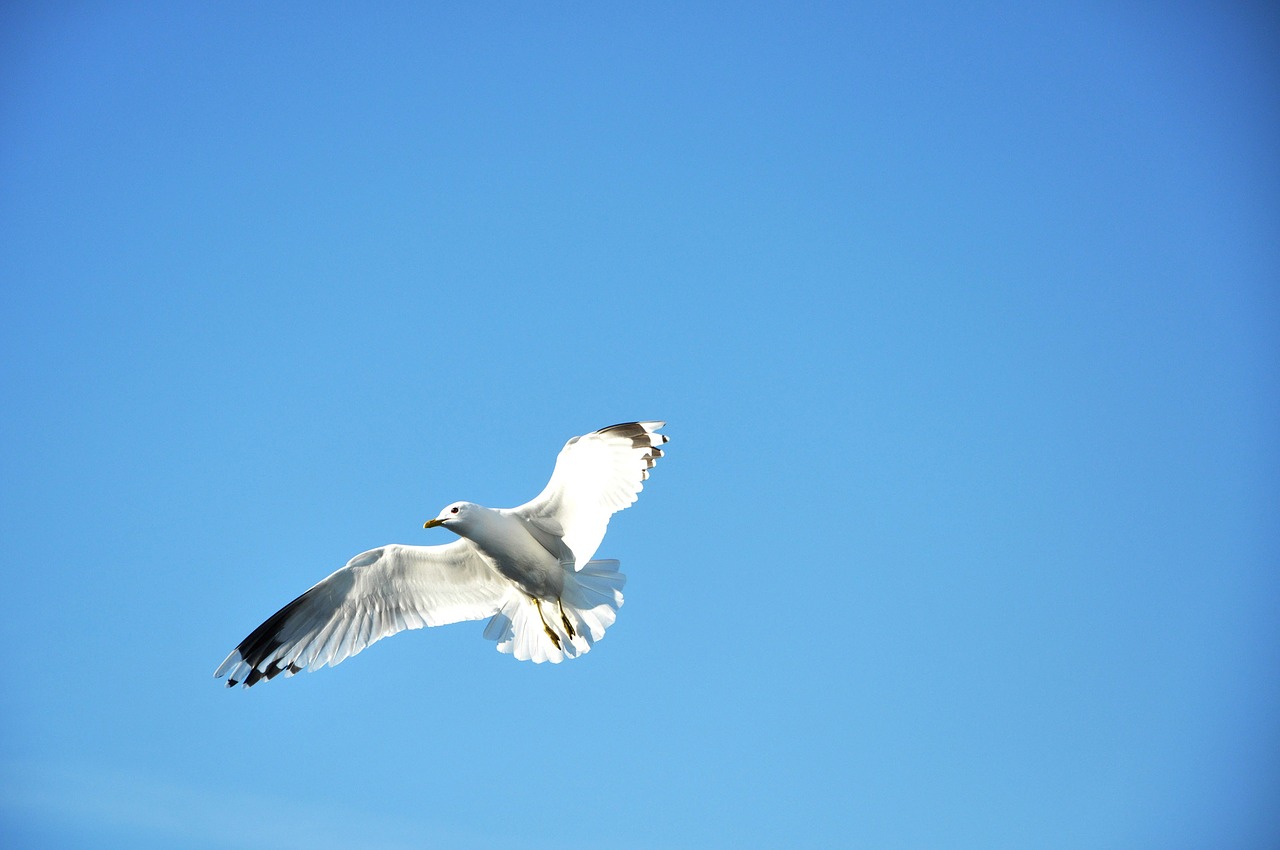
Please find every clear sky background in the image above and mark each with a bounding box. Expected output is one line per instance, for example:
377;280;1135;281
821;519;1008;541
1;3;1277;849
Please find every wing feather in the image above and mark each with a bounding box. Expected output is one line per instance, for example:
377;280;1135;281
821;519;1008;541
214;540;509;687
513;421;668;568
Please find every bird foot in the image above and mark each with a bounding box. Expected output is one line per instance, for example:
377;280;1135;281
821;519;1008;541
560;596;581;637
535;597;573;650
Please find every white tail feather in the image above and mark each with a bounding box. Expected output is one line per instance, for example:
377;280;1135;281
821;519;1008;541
482;560;626;663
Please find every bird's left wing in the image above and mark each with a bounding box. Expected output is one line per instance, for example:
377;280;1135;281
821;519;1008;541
214;540;508;688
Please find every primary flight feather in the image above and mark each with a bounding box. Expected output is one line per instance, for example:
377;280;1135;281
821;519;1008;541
214;421;667;687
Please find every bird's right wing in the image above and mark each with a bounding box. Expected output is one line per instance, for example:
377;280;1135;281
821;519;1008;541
513;421;668;568
214;540;509;688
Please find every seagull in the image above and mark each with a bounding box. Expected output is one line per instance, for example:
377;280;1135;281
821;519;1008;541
214;421;668;688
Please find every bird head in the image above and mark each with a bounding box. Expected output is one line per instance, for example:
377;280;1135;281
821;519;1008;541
424;501;472;532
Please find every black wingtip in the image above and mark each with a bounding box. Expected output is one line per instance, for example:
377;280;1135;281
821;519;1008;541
222;588;317;689
598;422;648;438
595;422;668;451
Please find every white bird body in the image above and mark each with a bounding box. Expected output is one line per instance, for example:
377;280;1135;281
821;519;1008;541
215;421;667;687
448;505;565;599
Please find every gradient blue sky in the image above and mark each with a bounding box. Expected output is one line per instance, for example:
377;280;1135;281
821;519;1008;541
2;3;1277;849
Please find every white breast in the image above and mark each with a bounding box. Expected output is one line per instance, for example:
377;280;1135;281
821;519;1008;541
463;507;565;599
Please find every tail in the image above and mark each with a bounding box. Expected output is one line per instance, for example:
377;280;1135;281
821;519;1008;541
482;560;626;663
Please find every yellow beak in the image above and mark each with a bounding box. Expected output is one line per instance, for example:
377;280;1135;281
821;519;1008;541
423;518;445;529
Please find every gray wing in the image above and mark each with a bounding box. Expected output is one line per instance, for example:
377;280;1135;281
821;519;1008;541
214;540;509;688
512;421;668;568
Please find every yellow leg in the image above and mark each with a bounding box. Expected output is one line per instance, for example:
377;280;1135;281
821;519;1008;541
533;598;562;651
557;598;577;639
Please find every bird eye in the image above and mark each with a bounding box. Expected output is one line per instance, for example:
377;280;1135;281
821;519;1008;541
450;506;459;514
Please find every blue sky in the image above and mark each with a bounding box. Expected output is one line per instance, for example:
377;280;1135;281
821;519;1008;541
1;3;1277;848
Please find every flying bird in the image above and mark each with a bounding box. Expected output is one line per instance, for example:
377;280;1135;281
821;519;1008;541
215;421;668;688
